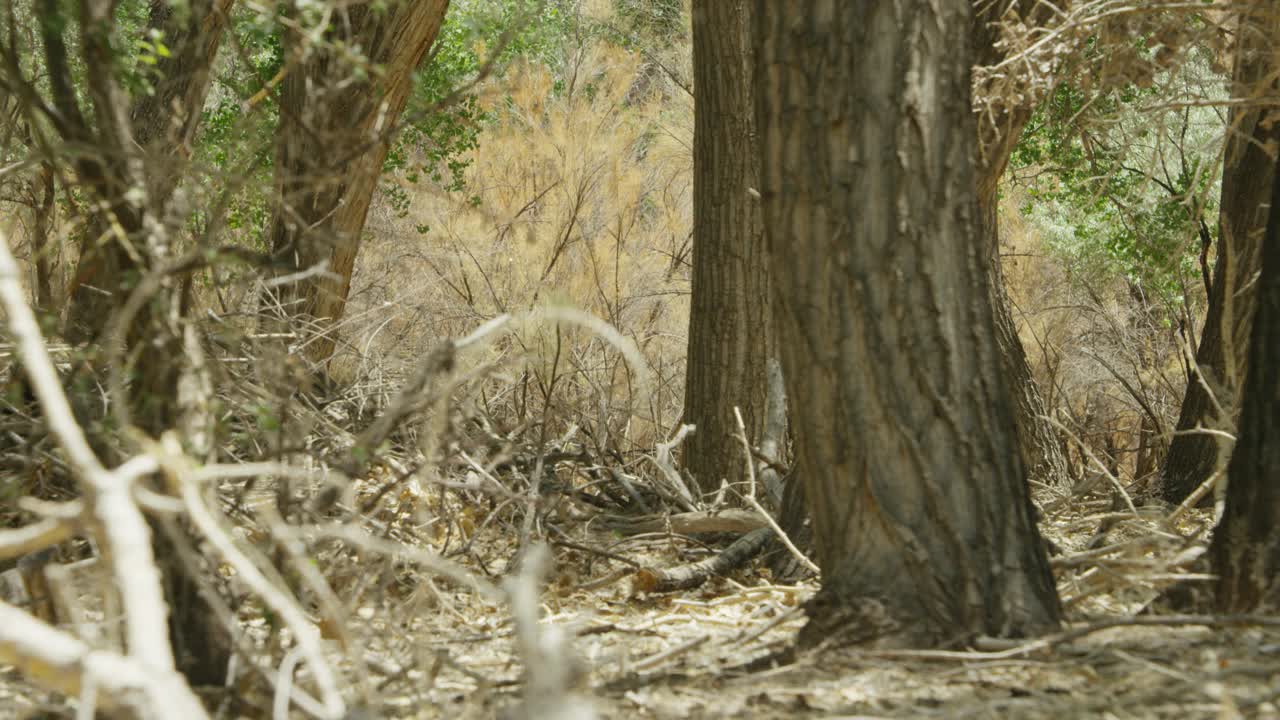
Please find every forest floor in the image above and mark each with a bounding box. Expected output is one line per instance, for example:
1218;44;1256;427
2;472;1277;720
373;486;1278;720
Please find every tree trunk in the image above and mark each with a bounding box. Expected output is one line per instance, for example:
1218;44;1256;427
1210;109;1280;613
64;0;236;344
268;0;451;364
982;201;1073;489
972;0;1071;490
682;0;772;494
1161;2;1280;504
753;0;1061;646
42;0;237;688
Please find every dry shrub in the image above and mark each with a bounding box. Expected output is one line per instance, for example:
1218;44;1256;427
343;40;693;453
1001;188;1193;488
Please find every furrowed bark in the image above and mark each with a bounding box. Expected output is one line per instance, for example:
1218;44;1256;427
683;0;773;495
1210;91;1280;613
268;0;451;363
1160;1;1280;504
754;0;1061;647
973;0;1071;490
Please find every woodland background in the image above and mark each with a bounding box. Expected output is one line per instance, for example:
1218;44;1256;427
0;0;1276;718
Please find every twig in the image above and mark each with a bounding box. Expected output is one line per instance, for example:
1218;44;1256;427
0;600;206;719
734;408;818;576
632;633;709;672
0;518;76;562
0;230;201;712
1045;416;1138;515
153;437;346;720
650;423;697;509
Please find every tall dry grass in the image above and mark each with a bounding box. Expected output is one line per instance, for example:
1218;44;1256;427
344;40;693;454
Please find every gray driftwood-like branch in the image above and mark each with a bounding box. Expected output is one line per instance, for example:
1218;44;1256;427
633;526;773;594
0;231;209;719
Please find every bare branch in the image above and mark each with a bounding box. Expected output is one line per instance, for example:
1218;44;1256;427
0;600;205;719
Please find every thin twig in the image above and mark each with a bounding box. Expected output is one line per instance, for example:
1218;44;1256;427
733;408;818;576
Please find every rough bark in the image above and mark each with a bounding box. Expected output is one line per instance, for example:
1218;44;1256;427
1210;117;1280;613
1161;2;1280;504
64;0;236;344
268;0;451;363
753;0;1061;647
37;0;237;688
972;0;1071;490
683;0;772;494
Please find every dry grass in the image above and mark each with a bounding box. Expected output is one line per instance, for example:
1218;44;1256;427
343;40;692;454
1001;187;1198;490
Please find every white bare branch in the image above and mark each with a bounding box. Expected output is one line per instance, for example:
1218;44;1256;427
0;230;206;716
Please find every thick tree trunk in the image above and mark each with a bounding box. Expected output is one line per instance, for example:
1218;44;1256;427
972;1;1071;490
753;0;1061;646
682;0;772;494
45;0;237;688
982;202;1072;489
1161;2;1280;504
268;0;451;364
1210;118;1280;613
64;0;236;344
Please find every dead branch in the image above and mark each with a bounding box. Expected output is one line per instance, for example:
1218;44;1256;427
0;229;207;716
0;600;205;719
604;509;765;535
633;526;773;594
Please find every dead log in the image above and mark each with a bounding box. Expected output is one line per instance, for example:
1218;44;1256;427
633;527;772;593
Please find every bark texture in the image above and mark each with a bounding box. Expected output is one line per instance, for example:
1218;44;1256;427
268;0;450;363
38;0;237;687
1210;113;1280;612
972;0;1071;490
753;0;1061;646
683;0;772;494
1161;2;1280;504
64;0;236;343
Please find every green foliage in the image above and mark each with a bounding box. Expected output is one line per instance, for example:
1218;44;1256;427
1010;46;1226;311
390;0;578;217
113;0;168;96
189;6;284;244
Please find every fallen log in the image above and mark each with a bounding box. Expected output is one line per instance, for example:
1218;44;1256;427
604;509;765;536
633;527;772;593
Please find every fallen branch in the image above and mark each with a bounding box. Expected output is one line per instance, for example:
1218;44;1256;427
0;599;205;719
604;509;766;536
633;527;772;593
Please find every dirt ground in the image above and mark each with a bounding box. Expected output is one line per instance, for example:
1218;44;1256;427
3;479;1277;720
